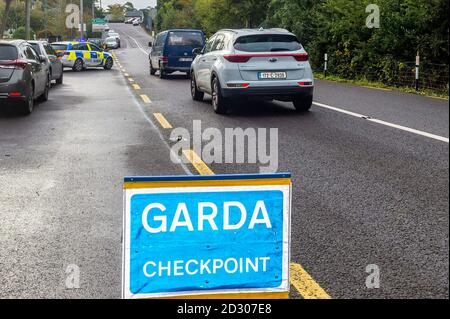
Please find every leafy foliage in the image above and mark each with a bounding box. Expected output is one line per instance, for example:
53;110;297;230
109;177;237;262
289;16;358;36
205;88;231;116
155;0;448;86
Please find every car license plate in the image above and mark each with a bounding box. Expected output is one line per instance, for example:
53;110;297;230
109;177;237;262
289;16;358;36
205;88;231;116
258;72;287;79
179;57;193;62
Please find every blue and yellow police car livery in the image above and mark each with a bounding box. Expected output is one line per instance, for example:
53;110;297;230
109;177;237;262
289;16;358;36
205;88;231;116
50;41;114;72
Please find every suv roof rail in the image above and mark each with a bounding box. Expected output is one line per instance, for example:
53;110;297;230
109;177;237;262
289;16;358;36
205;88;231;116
219;29;239;34
268;28;290;33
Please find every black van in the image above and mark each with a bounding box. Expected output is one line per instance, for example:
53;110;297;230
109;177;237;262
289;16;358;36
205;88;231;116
149;29;205;79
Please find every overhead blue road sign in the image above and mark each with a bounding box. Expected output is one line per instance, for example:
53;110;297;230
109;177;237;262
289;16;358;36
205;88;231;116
122;173;291;299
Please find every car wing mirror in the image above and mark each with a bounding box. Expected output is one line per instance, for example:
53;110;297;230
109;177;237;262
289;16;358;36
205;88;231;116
192;47;203;56
39;55;47;63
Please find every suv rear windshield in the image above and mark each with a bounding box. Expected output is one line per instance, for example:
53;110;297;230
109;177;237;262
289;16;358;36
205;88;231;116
167;32;203;46
51;44;68;51
234;34;302;52
0;45;18;60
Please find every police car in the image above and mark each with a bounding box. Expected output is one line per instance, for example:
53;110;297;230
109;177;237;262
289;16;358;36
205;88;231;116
50;41;114;72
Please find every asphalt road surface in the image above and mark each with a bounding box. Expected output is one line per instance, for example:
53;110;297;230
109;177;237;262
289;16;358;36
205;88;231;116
0;24;448;299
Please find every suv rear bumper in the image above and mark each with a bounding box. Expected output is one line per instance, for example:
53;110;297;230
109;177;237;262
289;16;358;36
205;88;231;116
221;85;314;100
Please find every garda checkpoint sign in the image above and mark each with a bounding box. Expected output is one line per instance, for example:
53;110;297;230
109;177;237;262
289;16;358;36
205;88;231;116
122;173;291;299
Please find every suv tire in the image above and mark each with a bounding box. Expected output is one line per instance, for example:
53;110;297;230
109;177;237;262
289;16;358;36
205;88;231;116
191;73;204;101
293;95;313;112
212;77;229;114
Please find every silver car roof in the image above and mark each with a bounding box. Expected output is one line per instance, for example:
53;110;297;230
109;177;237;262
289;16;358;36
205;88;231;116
218;28;294;37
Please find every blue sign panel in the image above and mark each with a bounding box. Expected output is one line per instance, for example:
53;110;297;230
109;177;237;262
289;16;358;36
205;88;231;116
123;174;291;299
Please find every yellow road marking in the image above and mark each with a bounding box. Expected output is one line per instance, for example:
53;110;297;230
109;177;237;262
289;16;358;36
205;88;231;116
128;77;134;83
132;84;141;90
429;95;449;101
290;263;331;299
362;86;392;91
178;149;331;299
124;73;129;77
140;94;152;104
153;113;172;129
182;150;214;176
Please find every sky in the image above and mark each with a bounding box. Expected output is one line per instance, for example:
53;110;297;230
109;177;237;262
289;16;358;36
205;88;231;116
101;0;157;10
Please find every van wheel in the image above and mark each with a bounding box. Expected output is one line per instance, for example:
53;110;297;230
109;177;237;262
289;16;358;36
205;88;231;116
72;59;84;72
159;63;166;79
212;77;229;114
191;73;204;101
150;62;156;75
293;95;313;112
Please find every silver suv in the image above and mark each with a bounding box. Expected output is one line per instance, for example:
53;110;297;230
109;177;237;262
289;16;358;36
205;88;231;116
190;28;314;114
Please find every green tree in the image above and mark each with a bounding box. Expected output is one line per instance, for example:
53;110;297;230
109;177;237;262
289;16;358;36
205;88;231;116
0;0;13;39
108;3;125;21
124;1;135;12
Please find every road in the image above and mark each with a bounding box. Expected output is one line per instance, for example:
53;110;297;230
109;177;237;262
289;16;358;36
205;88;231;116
0;23;448;299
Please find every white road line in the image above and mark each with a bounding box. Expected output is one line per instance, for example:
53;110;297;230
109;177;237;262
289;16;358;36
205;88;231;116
121;30;148;56
313;102;449;143
118;28;449;144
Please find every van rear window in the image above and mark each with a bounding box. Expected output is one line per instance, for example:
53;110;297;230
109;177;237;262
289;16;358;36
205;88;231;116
168;32;203;46
0;45;18;60
234;34;302;52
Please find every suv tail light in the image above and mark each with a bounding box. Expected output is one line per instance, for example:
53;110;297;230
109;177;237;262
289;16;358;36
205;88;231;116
293;53;309;61
224;53;309;63
223;55;252;63
0;59;28;69
160;56;169;63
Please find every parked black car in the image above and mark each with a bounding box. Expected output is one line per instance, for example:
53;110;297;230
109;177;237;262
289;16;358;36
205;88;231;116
29;40;64;85
0;40;50;115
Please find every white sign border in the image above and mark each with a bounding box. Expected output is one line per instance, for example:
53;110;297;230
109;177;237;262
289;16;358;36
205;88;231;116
122;184;291;299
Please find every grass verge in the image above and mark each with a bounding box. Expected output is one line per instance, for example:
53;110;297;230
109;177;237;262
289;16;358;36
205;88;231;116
314;72;449;100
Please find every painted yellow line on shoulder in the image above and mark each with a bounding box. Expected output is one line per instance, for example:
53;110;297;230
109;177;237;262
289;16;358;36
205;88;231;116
132;84;141;90
128;77;135;83
124;73;129;77
140;94;152;104
290;263;331;299
313;102;449;143
153;113;173;129
182;150;214;176
180;149;330;299
362;86;392;91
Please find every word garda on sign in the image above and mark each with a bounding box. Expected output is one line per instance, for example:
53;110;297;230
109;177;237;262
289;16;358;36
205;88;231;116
122;174;291;299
